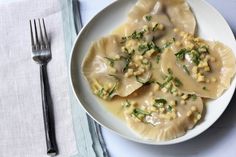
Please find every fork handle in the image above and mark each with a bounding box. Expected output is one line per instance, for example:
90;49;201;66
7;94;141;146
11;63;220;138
40;64;58;156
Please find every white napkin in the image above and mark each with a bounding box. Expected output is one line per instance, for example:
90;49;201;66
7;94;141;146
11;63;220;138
0;0;78;156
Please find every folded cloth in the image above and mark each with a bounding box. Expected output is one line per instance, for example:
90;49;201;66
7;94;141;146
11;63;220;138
0;0;78;156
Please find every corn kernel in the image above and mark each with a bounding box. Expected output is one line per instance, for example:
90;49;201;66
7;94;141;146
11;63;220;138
187;111;192;117
192;66;198;74
157;24;165;30
173;28;179;32
186;43;194;49
180;100;186;105
211;77;217;82
143;25;149;31
175;41;181;47
150;106;157;112
197;74;205;82
114;54;120;59
134;117;141;122
153;84;160;91
191;106;197;111
170;100;176;106
181;94;188;100
202;61;208;67
196;114;201;120
124;73;129;78
204;66;210;72
159;107;165;113
161;87;168;93
180;31;186;37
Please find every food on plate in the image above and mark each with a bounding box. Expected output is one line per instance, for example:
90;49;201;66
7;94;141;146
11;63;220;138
81;0;236;141
161;30;236;99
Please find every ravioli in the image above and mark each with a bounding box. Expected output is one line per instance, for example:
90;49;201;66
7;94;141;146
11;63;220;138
123;84;203;141
113;0;196;39
82;35;151;99
160;31;236;98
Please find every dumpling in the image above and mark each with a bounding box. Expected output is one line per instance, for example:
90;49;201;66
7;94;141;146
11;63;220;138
113;0;196;38
161;0;196;34
82;35;152;99
123;83;203;141
160;30;236;99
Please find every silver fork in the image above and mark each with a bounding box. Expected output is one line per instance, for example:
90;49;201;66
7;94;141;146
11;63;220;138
30;19;58;156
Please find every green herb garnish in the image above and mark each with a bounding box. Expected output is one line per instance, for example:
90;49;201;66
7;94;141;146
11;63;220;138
153;99;167;108
132;108;150;120
190;50;201;65
161;38;175;50
135;76;153;85
191;94;197;101
104;57;116;67
161;75;173;88
129;30;145;40
183;65;190;75
156;55;161;64
202;86;207;90
167;68;173;75
138;42;160;55
145;15;152;21
123;99;131;108
173;77;183;87
97;88;104;97
122;53;134;72
152;23;159;31
175;48;188;61
108;83;118;98
138;44;149;55
166;105;173;112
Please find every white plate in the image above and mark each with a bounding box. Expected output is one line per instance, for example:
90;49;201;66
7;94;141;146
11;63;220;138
69;0;236;145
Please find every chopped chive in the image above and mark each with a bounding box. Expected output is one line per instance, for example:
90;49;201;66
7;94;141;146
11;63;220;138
183;65;190;75
167;68;173;75
202;86;207;90
122;53;134;72
108;83;118;98
153;99;167;108
145;15;152;21
104;57;115;67
156;55;161;64
97;88;104;97
152;23;159;31
135;76;153;85
173;77;183;87
175;48;187;61
123;99;131;108
161;75;173;88
191;94;197;101
190;50;201;65
161;38;175;50
166;105;172;112
128;30;145;40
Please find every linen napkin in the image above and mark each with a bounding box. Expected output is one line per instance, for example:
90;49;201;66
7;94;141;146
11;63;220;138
0;0;78;156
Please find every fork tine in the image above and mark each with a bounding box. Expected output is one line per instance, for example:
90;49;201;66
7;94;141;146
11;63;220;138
42;18;49;46
29;20;34;48
38;19;45;47
33;19;39;47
